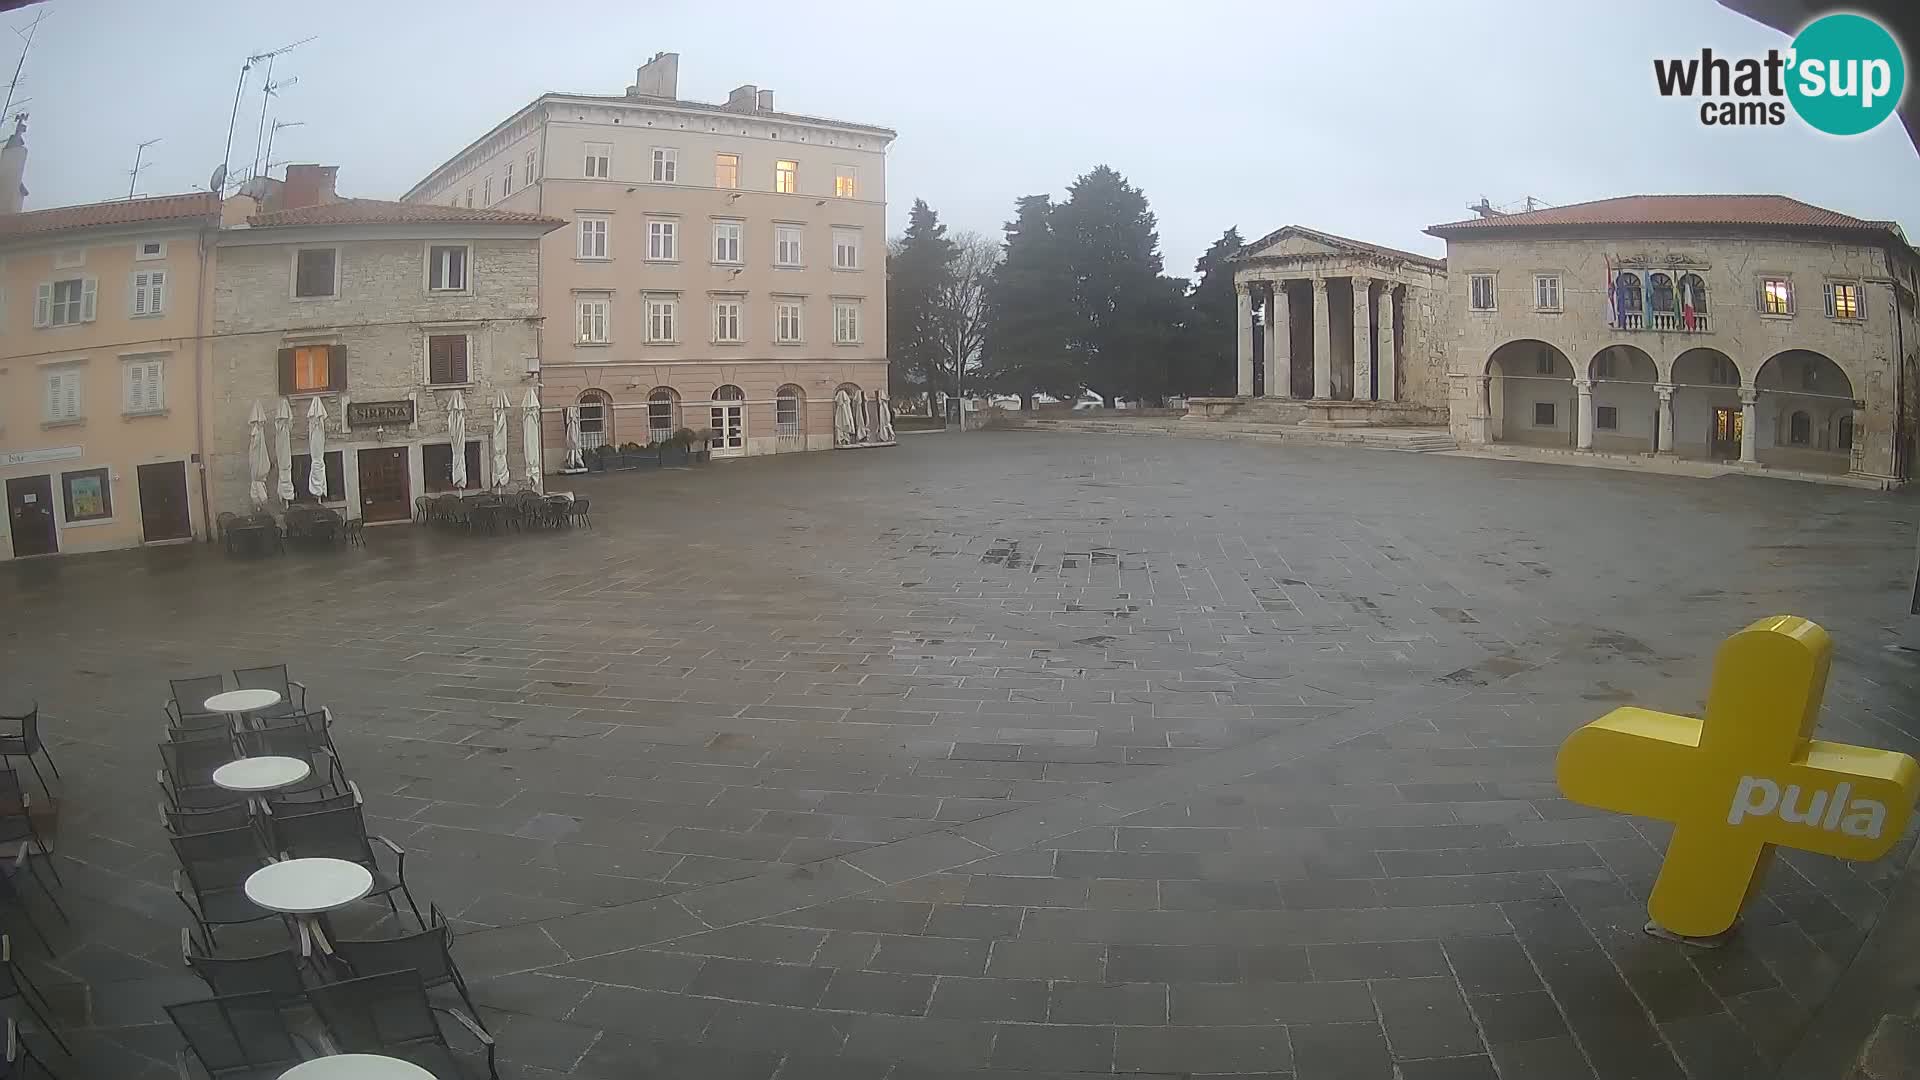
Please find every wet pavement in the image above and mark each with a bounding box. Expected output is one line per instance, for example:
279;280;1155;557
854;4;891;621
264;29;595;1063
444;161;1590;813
4;429;1917;1079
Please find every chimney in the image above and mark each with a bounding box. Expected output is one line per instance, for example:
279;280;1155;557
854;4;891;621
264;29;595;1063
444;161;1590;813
755;89;775;112
0;113;28;215
282;164;338;210
724;84;759;112
626;51;679;99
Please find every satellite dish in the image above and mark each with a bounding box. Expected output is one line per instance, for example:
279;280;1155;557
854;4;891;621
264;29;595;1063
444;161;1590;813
208;163;227;192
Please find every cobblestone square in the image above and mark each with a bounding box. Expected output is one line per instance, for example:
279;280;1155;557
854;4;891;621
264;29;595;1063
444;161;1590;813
5;430;1916;1079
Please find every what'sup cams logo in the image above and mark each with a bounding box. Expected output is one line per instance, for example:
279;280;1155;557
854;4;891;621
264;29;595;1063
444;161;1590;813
1654;12;1906;135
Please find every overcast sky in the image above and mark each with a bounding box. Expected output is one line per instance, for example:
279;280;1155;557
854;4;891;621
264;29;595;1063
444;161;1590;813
17;0;1920;273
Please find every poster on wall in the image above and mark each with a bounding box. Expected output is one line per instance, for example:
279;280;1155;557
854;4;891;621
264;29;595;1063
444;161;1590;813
67;473;106;518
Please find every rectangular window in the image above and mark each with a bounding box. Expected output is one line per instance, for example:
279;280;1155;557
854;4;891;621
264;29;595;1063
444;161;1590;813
651;147;678;183
775;301;803;343
715;153;739;189
713;221;743;264
36;278;95;327
578;217;609;259
1596;405;1618;430
1533;401;1555;427
577;297;610;343
465;189;473;208
43;368;81;422
1534;274;1560;311
52;247;83;269
136;240;165;261
290;451;344;504
427;334;469;385
1469;273;1496;311
502;162;514;197
1535;352;1555;375
1593;353;1614;378
483;177;492;204
775;159;798;194
131;269;167;316
1710;357;1738;386
647;219;677;261
833;229;860;270
524;148;537;187
834;166;858;198
61;467;111;522
1825;281;1862;320
834;301;861;344
584;142;611;179
124;357;165;414
777;394;800;433
284;344;334;394
775;224;803;267
712;299;742;342
427;245;468;292
1760;277;1793;316
646;297;677;343
422;442;483;493
294;249;337;298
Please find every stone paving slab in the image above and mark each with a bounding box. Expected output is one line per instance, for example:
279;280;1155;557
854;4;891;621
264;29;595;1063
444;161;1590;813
1;431;1915;1078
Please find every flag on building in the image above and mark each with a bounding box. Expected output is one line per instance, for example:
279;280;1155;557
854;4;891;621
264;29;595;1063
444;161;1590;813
1680;276;1697;331
1604;255;1616;328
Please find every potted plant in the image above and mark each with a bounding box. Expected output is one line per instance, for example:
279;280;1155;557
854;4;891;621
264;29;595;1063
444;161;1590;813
659;429;692;467
632;440;662;468
615;441;644;470
586;444;609;472
689;427;716;464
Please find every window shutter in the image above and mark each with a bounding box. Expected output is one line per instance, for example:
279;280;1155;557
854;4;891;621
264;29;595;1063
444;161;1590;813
44;373;58;418
428;336;449;384
33;283;49;327
127;364;145;410
452;335;468;382
277;348;296;395
61;373;78;419
152;271;166;313
132;274;147;316
326;344;347;391
80;278;97;322
1823;284;1835;317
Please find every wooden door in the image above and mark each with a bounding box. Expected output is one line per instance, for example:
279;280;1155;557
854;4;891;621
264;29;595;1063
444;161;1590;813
357;447;410;523
5;475;56;557
137;461;192;542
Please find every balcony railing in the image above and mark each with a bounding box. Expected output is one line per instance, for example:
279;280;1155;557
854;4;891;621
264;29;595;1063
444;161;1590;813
1618;311;1710;333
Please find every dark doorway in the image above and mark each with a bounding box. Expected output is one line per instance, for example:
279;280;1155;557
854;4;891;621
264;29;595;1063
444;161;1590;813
357;447;410;523
1286;283;1315;399
137;461;192;542
1711;407;1743;459
1251;321;1265;398
5;475;57;557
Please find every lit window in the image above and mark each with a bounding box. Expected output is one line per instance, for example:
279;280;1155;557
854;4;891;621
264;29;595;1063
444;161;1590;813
1596;405;1618;430
775;225;803;267
427;245;468;292
775;301;803;343
713;221;743;264
577;297;609;343
584;142;611;179
293;249;336;298
1533;401;1555;426
282;344;333;394
833;229;860;270
427;334;469;386
775;159;798;194
1760;277;1793;316
715;153;739;189
131;269;167;316
646;297;677;343
577;217;609;259
1469;273;1495;311
1825;281;1861;320
834;301;861;344
43;367;81;422
834;166;858;198
647;220;678;261
712;300;742;343
1533;274;1559;311
36;277;95;326
124;357;165;414
651;147;678;183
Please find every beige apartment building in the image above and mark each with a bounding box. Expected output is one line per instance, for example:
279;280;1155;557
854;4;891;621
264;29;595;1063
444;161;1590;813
404;53;895;463
207;167;562;525
0;121;222;561
1427;195;1919;485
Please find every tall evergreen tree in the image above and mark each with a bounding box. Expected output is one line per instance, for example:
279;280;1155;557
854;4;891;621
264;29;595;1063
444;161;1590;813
1183;227;1245;396
886;199;957;394
1054;166;1185;405
981;194;1079;403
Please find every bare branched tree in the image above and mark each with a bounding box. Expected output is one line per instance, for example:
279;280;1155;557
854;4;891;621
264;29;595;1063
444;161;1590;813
933;229;1001;397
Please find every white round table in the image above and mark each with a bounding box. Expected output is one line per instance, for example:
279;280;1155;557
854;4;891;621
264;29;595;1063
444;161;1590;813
205;688;283;716
245;858;374;915
277;1054;435;1079
213;756;312;794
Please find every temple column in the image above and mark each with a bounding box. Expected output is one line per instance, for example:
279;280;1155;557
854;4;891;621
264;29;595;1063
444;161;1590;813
1353;278;1375;401
1654;383;1675;454
1739;388;1758;463
1235;283;1254;397
1261;285;1284;398
1375;282;1396;402
1312;278;1332;400
1574;378;1595;450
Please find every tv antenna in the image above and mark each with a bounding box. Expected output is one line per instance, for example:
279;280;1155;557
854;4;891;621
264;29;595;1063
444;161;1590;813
262;119;304;179
0;10;47;124
250;71;299;182
219;36;314;194
127;137;160;199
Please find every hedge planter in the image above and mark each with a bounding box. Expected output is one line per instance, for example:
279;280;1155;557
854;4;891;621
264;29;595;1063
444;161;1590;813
659;445;691;467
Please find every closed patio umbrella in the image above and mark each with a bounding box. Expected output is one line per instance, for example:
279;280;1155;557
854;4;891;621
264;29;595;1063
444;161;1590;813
247;401;270;507
274;398;295;503
564;406;584;470
834;390;856;445
305;396;329;499
522;389;543;486
491;391;511;490
447;391;468;490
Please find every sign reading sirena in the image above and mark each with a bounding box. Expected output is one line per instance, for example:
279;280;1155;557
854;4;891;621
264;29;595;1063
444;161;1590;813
346;400;414;426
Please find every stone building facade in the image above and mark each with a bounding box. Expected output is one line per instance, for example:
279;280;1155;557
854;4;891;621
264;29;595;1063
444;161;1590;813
1426;195;1919;484
402;53;894;464
207;167;562;525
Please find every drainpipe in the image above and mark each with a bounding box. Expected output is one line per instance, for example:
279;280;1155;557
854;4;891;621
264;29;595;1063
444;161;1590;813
193;217;214;542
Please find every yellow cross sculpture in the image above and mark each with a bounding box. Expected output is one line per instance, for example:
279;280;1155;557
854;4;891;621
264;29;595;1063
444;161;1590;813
1556;616;1919;939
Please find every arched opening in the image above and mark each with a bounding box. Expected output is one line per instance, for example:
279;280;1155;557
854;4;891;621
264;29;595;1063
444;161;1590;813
710;384;747;457
1648;272;1677;331
577;389;612;451
1485;340;1575;448
1669;348;1744;461
646;387;679;443
1587;345;1659;452
1755;350;1856;473
1677;273;1708;332
1614;270;1644;330
775;384;805;443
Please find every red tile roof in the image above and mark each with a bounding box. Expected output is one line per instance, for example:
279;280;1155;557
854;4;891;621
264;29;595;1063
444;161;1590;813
0;192;217;241
247;198;565;230
1427;194;1896;236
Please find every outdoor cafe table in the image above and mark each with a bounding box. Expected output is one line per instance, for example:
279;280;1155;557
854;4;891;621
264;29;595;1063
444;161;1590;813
245;857;374;953
212;756;312;812
204;689;282;730
278;1054;435;1079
